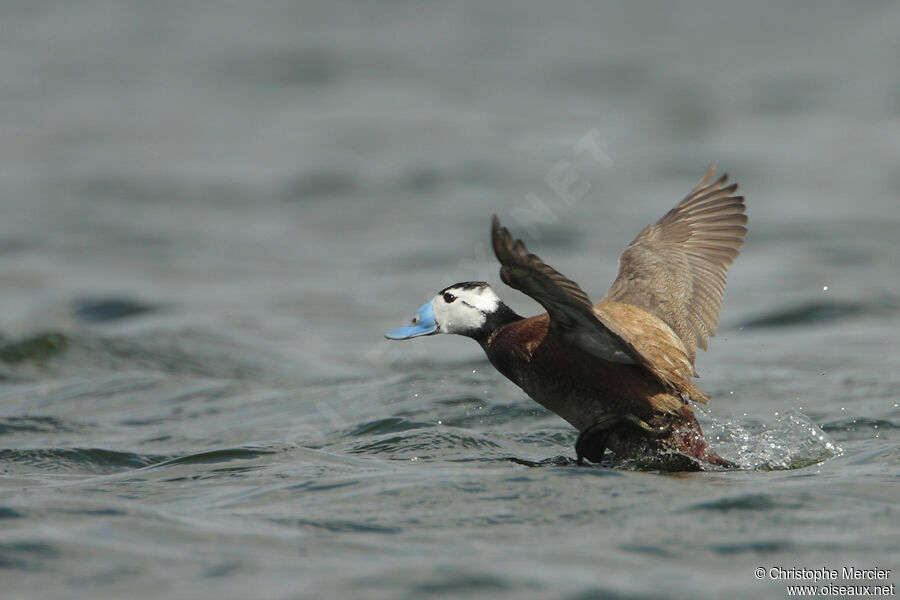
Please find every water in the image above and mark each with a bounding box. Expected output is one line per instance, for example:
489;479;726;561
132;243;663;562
1;1;898;598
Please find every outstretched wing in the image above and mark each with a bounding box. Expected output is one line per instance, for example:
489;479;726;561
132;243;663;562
491;216;710;409
602;166;747;364
491;215;635;365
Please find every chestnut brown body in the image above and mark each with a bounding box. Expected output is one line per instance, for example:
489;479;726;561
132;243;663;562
483;312;730;470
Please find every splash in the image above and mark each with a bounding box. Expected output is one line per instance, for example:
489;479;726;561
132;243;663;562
701;408;842;470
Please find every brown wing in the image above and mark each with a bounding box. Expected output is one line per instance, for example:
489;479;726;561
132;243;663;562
597;301;709;409
602;165;747;364
491;216;709;409
491;215;634;365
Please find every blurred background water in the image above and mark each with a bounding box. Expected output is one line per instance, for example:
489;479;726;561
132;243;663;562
1;1;898;599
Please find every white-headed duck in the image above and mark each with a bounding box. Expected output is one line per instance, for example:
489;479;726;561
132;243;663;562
386;166;747;471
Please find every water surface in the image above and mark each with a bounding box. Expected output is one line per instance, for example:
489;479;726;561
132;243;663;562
1;2;898;598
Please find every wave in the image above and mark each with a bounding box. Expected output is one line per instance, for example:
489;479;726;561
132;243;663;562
740;297;898;329
0;447;167;475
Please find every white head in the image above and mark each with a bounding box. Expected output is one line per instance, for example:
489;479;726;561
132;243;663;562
385;281;518;341
432;282;501;334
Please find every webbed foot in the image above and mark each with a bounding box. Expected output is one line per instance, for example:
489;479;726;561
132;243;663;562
575;414;672;465
620;413;671;438
575;415;621;465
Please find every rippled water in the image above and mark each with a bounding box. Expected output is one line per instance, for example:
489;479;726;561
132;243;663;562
1;2;898;599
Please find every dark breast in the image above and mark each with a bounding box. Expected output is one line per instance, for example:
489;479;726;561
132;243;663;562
483;314;676;431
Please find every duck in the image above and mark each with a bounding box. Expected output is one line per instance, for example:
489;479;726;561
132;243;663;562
385;166;747;471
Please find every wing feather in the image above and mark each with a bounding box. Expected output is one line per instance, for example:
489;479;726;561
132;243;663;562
602;166;747;364
491;215;708;407
491;215;635;365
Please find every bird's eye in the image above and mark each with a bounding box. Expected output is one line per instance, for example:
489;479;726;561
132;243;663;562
411;315;419;325
442;292;457;303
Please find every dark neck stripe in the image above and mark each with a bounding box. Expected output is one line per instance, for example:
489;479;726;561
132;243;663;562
471;302;522;343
